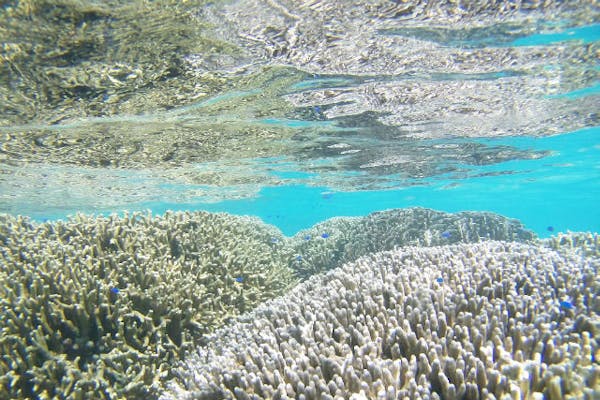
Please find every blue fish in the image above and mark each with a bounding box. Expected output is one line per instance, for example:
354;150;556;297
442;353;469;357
234;276;244;283
314;106;322;114
321;233;330;239
304;235;311;241
436;277;444;283
295;255;303;261
441;231;451;239
270;237;279;244
547;226;554;232
110;287;120;294
559;300;574;310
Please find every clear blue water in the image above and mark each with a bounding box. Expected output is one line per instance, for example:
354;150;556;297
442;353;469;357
1;6;599;239
511;23;600;46
135;126;600;237
24;125;599;238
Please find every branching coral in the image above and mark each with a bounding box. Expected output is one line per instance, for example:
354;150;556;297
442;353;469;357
542;231;600;258
1;208;589;399
163;241;599;400
286;208;535;279
0;211;296;399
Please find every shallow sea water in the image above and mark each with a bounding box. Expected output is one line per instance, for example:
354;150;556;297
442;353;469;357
0;1;599;399
0;1;598;237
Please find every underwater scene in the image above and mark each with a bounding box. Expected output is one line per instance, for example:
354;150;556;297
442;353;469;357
0;0;599;399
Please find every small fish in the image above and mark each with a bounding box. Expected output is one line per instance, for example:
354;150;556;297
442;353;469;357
314;106;322;114
270;237;279;244
110;287;120;294
321;233;330;239
234;276;244;283
321;192;333;200
547;226;554;232
559;300;574;310
441;231;451;239
436;277;444;283
304;235;311;241
295;255;303;261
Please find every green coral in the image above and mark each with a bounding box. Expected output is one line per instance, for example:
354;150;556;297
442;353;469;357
286;208;535;279
0;211;296;399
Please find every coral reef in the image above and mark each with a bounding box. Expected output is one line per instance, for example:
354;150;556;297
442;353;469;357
163;241;600;400
542;231;600;258
1;208;591;399
287;208;535;279
0;211;296;399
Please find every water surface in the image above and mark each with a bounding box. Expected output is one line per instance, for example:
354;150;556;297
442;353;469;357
0;0;598;235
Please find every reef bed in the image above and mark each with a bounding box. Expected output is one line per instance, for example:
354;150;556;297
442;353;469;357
0;208;597;399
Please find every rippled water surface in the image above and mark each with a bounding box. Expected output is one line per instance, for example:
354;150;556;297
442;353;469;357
0;0;599;234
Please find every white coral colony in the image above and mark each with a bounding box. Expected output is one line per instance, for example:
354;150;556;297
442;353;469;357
164;241;599;400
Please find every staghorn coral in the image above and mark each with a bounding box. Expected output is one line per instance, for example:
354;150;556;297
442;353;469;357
0;211;296;399
163;241;599;400
287;207;535;279
286;216;361;280
541;231;600;259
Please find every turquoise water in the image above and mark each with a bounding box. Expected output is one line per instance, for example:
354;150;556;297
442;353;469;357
1;5;599;238
511;23;600;46
19;125;599;238
138;126;600;237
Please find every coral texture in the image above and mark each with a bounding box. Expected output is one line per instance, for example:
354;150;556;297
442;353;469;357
164;241;599;400
542;231;600;258
287;208;534;279
0;211;295;399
